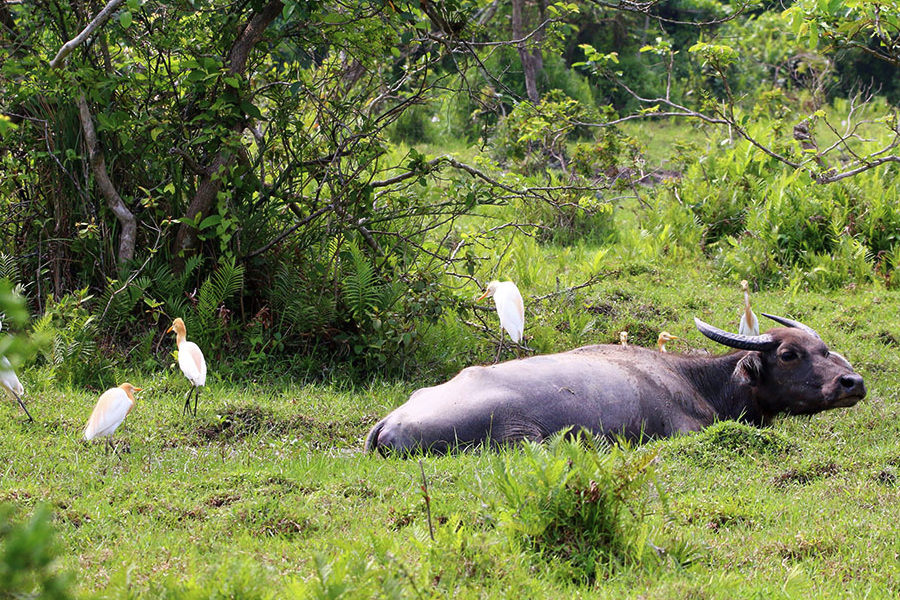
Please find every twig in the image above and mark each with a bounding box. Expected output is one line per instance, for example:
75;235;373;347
530;272;617;301
418;459;435;542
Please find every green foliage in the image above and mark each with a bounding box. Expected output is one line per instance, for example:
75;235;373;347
490;434;662;582
192;258;245;350
147;255;203;326
31;289;114;388
0;505;72;600
490;90;594;172
668;421;796;466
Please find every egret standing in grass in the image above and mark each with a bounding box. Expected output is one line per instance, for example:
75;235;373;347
477;280;525;361
657;331;678;353
0;319;32;422
84;383;141;449
619;331;628;347
1;356;32;422
739;279;760;336
167;317;207;416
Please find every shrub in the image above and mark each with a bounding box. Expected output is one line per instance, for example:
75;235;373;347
488;433;662;582
0;504;72;600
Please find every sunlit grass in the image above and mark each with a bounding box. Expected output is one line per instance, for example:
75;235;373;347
2;260;898;597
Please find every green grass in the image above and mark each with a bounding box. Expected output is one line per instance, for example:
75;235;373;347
3;261;900;598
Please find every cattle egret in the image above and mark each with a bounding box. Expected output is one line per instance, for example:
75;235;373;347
619;331;628;347
0;318;32;422
739;280;760;336
657;331;678;353
167;318;207;416
477;280;525;361
84;383;141;447
1;356;32;422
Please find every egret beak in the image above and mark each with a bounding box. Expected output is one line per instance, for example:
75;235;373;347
669;335;680;340
476;290;490;302
133;387;143;392
166;325;174;333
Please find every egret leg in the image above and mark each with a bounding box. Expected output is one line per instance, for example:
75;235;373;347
11;391;34;423
183;388;194;417
193;386;201;416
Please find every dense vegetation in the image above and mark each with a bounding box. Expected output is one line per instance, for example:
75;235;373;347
2;0;900;596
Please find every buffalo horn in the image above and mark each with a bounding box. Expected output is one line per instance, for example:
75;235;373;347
693;317;779;351
760;313;822;340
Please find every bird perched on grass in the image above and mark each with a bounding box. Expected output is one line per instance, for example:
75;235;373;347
739;279;759;336
167;318;207;416
657;331;678;353
0;319;32;422
84;383;141;448
477;280;525;361
619;331;628;347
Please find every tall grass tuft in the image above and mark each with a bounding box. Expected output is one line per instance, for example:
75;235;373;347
489;433;661;582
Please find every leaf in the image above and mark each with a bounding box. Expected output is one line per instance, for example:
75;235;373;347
241;101;263;120
224;76;240;88
119;10;132;28
199;215;223;230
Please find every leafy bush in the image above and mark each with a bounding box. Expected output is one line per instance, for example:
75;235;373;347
489;433;662;582
31;288;115;388
0;504;72;600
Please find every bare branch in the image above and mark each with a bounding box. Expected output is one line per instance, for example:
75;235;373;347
49;0;126;68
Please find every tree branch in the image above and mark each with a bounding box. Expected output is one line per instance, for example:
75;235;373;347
76;94;137;264
49;0;126;68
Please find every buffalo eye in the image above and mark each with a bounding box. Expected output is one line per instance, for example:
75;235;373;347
780;350;799;362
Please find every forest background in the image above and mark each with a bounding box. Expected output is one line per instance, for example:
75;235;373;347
4;0;900;597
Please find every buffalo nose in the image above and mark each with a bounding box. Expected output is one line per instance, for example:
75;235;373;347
840;374;866;397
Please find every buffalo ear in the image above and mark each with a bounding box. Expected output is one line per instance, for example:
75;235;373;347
734;353;762;385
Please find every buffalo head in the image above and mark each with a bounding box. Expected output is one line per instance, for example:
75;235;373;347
695;314;866;418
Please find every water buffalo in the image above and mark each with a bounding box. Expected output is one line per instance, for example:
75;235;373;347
365;314;866;455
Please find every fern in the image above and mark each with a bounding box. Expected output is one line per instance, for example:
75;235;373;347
341;240;381;321
0;253;18;285
269;263;337;335
96;277;148;328
193;258;244;346
151;254;202;301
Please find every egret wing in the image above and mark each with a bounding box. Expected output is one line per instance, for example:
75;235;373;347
1;357;24;396
494;283;525;343
178;341;207;386
85;388;133;439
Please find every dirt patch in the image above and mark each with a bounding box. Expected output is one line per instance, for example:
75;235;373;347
206;493;241;508
194;405;380;447
258;516;317;538
878;331;900;347
774;462;840;487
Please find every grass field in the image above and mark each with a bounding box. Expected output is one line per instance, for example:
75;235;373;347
3;260;900;598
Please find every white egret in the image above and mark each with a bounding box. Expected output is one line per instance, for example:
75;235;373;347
167;318;207;416
0;319;32;422
477;280;525;361
84;383;141;446
1;356;32;422
619;331;628;347
739;280;760;336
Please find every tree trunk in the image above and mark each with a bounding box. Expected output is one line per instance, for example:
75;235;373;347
171;0;284;271
76;94;137;264
511;0;541;104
